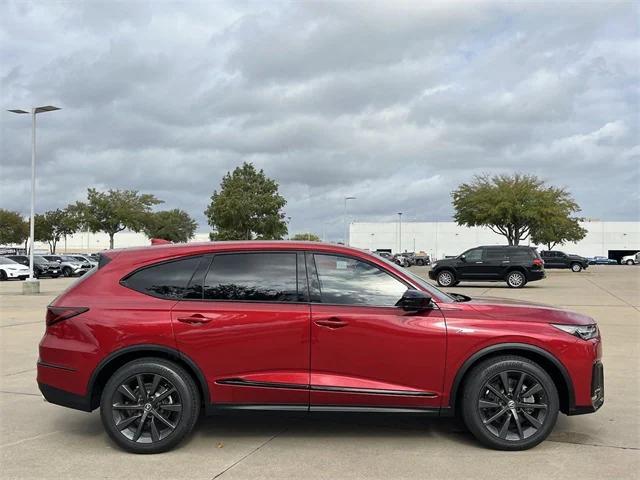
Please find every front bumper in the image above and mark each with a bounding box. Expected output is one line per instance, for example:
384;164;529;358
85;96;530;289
568;361;604;415
5;270;29;278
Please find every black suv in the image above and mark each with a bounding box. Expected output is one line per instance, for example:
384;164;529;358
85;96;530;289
428;245;545;288
540;250;589;272
7;255;62;278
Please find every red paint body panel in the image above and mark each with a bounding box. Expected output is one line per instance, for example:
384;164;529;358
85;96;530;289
171;301;310;405
310;304;446;407
37;241;603;416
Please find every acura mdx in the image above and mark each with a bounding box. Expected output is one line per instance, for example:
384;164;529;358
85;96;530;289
37;242;603;453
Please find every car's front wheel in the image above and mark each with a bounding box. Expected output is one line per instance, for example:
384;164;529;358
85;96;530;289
436;270;455;287
627;260;634;265
571;263;582;272
100;358;200;454
0;270;7;281
506;270;527;288
461;355;559;450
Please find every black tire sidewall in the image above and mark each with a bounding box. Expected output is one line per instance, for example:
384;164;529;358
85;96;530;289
0;270;6;281
100;358;200;454
461;356;559;451
437;270;454;287
506;271;526;288
63;267;72;277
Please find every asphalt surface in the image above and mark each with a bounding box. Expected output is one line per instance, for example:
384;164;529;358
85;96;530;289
1;265;638;479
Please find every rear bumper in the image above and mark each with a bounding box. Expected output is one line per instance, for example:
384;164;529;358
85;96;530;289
525;270;546;281
38;382;92;412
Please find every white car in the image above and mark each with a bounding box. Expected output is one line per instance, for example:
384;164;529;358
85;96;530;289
68;254;98;268
0;256;30;281
621;252;639;265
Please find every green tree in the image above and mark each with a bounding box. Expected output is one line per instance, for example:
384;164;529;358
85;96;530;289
452;174;583;245
0;209;29;246
531;216;587;251
34;208;81;253
75;189;162;249
143;209;198;243
205;162;288;240
291;232;321;241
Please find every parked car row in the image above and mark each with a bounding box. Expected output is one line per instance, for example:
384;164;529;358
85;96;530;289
0;253;97;280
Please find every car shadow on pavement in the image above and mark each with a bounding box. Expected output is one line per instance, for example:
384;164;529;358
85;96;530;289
54;410;480;451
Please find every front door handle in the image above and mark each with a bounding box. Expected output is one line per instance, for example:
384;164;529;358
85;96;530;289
314;318;348;329
177;314;213;325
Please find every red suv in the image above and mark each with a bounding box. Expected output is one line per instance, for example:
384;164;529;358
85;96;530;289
38;242;604;453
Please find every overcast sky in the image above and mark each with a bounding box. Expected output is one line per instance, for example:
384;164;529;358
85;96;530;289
1;0;638;240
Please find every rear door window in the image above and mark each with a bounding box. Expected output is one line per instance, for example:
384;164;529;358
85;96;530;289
203;252;300;302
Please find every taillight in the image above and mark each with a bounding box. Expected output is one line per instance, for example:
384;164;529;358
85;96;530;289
46;306;89;326
533;258;544;267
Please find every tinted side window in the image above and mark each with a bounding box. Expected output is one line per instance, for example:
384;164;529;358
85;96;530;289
484;249;506;261
464;249;483;262
203;253;299;302
505;248;534;261
123;256;202;299
313;254;407;306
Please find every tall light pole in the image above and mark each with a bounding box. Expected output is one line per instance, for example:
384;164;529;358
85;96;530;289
343;196;356;245
398;212;403;253
8;106;61;293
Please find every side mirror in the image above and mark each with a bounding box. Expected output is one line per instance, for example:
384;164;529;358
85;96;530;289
459;254;466;262
396;289;433;311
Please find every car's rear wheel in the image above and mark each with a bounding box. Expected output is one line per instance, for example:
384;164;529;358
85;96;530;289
571;263;582;272
436;270;455;287
627;260;634;265
100;358;200;454
506;270;526;288
461;355;559;450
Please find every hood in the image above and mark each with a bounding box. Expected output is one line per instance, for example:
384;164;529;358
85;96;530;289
465;296;595;326
567;254;586;260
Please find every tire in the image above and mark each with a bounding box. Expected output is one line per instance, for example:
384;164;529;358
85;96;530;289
570;263;582;272
416;259;424;266
0;270;6;281
436;270;455;287
506;270;526;288
100;358;200;454
461;355;559;451
62;267;73;277
627;260;634;265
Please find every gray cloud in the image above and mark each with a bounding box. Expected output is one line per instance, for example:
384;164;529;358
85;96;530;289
1;0;638;241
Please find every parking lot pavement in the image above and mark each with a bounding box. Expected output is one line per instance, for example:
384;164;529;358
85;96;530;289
1;266;638;479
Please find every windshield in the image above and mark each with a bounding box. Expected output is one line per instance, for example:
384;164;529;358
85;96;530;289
60;256;79;262
33;256;49;264
0;257;18;265
374;254;456;302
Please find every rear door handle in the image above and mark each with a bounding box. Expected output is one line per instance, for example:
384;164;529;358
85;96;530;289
314;318;348;329
177;314;213;325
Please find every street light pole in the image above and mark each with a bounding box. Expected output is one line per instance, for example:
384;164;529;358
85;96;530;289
398;212;403;253
8;106;61;293
343;196;356;245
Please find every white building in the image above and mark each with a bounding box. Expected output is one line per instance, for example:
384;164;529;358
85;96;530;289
349;221;640;261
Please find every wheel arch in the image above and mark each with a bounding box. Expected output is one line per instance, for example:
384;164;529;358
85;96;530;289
87;344;210;412
449;343;575;415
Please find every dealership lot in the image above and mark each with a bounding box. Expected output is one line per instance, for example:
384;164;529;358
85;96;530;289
1;266;638;479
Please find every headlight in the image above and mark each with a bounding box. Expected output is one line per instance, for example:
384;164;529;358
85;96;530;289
552;324;599;340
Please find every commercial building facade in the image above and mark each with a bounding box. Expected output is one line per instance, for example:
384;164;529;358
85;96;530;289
349;221;640;261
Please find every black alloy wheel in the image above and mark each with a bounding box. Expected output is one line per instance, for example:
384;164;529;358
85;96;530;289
462;356;559;450
101;358;200;454
111;373;182;444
